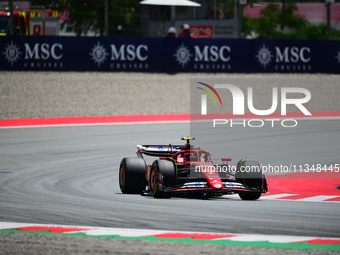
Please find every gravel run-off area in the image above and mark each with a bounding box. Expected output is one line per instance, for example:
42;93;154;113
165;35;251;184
1;72;340;119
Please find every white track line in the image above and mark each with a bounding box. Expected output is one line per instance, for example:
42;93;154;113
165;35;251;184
297;195;339;202
260;193;298;199
260;194;340;203
1;116;340;129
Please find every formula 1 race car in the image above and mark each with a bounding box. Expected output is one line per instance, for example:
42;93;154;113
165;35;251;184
119;137;268;200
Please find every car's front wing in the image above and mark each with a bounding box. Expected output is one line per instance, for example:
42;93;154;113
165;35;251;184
163;181;264;194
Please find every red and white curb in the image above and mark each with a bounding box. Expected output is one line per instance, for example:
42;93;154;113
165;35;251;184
223;193;340;203
1;222;340;246
0;114;190;128
261;172;340;203
1;112;340;128
260;193;340;203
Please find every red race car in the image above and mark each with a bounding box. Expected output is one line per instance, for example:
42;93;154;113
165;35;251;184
119;137;268;200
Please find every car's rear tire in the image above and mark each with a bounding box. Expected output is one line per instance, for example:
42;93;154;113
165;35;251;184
235;159;263;200
149;159;176;198
119;157;146;194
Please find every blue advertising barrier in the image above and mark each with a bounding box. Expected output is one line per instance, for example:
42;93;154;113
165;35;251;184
1;36;340;73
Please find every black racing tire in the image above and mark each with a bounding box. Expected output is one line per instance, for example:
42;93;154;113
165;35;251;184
149;159;176;198
119;157;146;194
235;159;263;200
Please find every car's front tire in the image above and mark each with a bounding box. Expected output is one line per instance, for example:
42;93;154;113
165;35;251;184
149;159;176;198
235;159;264;200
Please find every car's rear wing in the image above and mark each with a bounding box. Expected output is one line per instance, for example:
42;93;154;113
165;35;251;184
136;145;184;157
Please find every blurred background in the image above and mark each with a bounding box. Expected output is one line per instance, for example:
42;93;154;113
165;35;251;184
1;0;339;39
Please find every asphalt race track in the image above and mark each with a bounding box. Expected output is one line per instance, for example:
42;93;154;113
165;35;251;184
0;120;339;239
